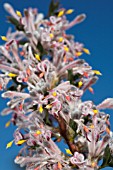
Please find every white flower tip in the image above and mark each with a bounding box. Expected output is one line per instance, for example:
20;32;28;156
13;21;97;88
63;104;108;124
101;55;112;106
1;91;11;98
7;101;10;105
81;13;86;19
80;13;86;18
73;13;87;25
14;156;23;164
38;13;44;20
4;3;12;11
1;93;5;98
110;131;113;138
78;13;86;22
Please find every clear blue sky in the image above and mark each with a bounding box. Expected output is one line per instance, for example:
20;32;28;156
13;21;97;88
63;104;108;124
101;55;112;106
0;0;113;169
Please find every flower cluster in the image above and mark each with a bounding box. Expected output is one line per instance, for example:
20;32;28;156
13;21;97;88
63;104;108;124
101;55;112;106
0;2;113;170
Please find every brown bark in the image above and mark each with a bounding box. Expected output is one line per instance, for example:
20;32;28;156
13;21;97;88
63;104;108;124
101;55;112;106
57;115;79;154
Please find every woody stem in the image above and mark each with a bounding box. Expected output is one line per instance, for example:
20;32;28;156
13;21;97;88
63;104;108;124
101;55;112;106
57;115;78;154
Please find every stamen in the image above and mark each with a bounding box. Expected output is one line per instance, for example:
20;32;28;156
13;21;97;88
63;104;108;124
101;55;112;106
65;149;73;155
90;124;95;129
19;103;23;111
91;161;97;168
58;37;63;42
83;72;89;78
78;81;83;88
38;105;43;113
93;70;102;75
16;140;26;145
93;109;98;114
45;104;52;109
8;73;17;78
52;91;57;97
26;68;31;76
36;130;42;135
1;36;8;41
88;87;94;94
58;10;65;17
6;140;14;149
106;127;110;134
39;72;44;78
64;46;69;52
16;10;22;17
63;55;67;62
66;95;70;101
66;9;74;14
83;126;89;133
57;162;62;169
75;52;82;57
49;33;54;39
5;121;11;128
35;54;41;61
69;57;74;61
83;48;90;55
23;77;28;82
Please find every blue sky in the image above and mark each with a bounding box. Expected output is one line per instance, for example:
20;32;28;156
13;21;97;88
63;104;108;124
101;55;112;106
0;0;113;169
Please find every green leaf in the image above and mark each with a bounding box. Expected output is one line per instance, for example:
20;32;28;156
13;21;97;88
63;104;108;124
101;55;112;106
68;69;74;85
18;40;29;45
99;145;113;169
7;16;24;31
44;108;52;126
37;41;44;53
83;115;92;125
7;77;28;91
7;16;19;26
7;85;17;91
48;0;60;17
28;144;40;150
30;104;38;111
102;145;111;167
36;41;47;56
109;158;113;167
69;119;77;132
69;119;78;140
68;70;82;86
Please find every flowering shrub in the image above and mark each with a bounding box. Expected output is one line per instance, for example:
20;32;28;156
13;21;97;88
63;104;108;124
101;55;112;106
0;1;113;169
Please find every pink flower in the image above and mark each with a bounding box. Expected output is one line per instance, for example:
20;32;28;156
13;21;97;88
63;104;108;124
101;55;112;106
70;152;86;168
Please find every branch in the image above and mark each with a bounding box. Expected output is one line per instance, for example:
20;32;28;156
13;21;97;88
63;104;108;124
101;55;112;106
57;114;79;154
